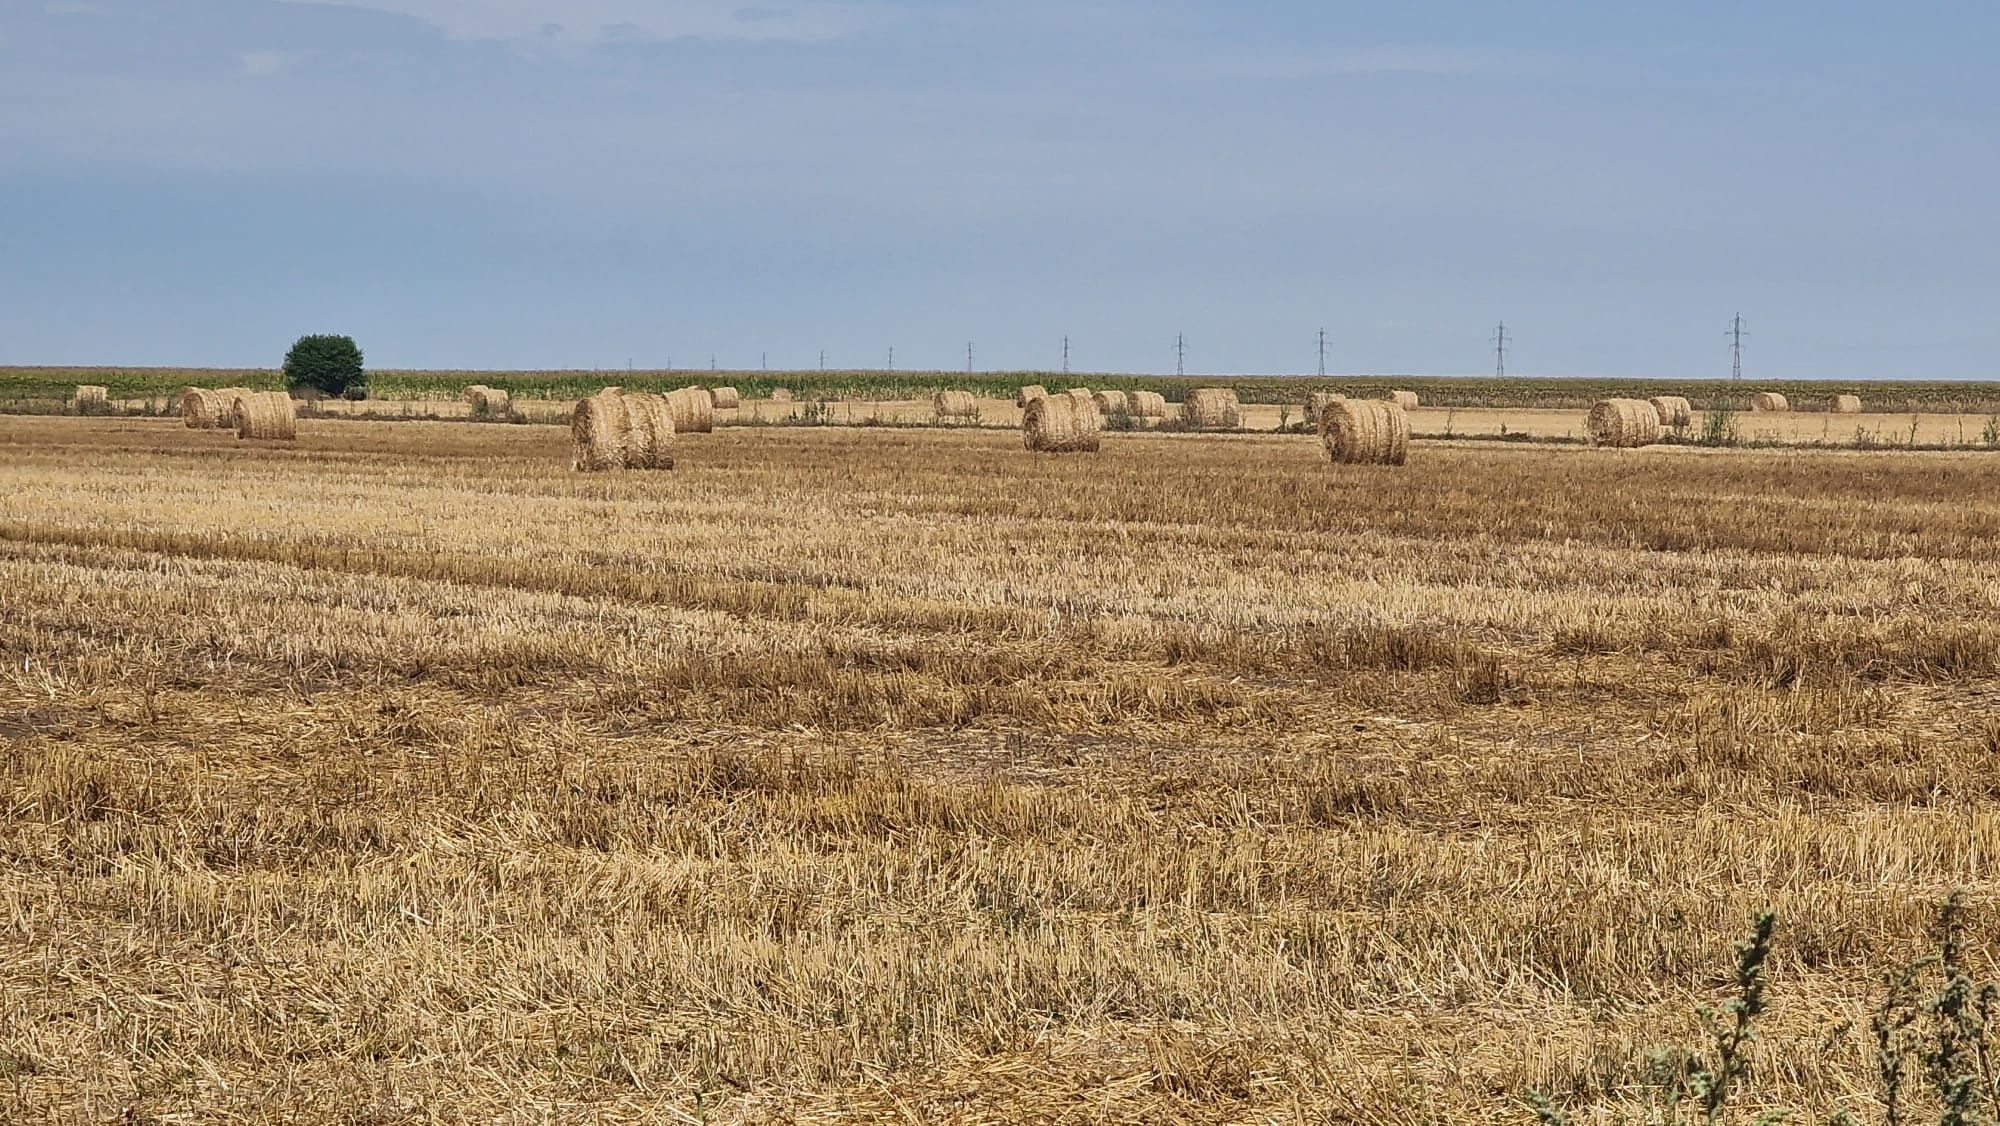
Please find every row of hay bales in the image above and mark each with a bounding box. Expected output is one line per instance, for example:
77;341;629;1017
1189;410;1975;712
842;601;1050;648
568;384;735;471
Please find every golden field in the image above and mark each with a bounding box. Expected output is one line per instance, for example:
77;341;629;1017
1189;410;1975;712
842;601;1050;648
4;416;2000;1122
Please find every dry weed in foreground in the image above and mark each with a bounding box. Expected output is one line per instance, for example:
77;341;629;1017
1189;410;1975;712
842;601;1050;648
3;416;2000;1122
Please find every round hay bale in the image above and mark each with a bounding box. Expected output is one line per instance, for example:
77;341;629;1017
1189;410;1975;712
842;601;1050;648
1064;388;1094;402
1386;390;1419;411
571;392;631;472
464;385;512;416
1022;392;1102;453
1587;398;1662;448
619;392;677;470
770;388;795;402
933;390;979;420
1181;388;1241;430
664;386;715;433
1647;395;1693;428
1751;392;1789;412
711;386;741;410
1320;399;1410;465
1015;384;1047;408
1091;389;1129;416
179;387;230;429
1832;394;1863;414
232;391;298;441
1128;391;1168;419
71;385;109;411
1304;392;1345;426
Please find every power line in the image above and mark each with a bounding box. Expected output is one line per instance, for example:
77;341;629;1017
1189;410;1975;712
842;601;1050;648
887;346;894;372
1317;328;1328;377
819;349;826;372
1062;335;1070;375
1728;313;1750;381
967;341;974;374
1175;333;1187;377
1491;322;1511;379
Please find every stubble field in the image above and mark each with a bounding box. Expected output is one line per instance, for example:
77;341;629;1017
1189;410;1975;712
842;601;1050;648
4;416;2000;1122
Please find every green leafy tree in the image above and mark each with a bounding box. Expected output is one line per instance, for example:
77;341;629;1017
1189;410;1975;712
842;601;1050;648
283;334;366;399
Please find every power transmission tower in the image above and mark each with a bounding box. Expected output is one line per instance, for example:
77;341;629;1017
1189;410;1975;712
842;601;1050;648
1062;335;1070;374
1491;322;1511;379
887;347;894;372
1317;328;1328;377
1728;313;1749;381
760;352;767;371
1175;333;1187;377
709;355;717;372
819;350;826;371
967;342;975;374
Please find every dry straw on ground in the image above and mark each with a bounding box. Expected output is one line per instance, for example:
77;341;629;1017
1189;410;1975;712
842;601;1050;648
71;385;108;409
1181;389;1241;430
1588;398;1663;448
1752;392;1790;412
665;387;715;433
231;391;298;441
1015;385;1047;407
571;390;675;472
1128;391;1168;419
933;390;980;421
1648;395;1694;428
1387;390;1420;410
1022;391;1102;452
1832;394;1863;414
1319;398;1410;465
712;387;741;410
1091;389;1129;416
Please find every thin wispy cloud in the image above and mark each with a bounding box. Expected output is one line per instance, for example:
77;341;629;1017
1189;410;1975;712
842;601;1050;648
241;50;291;76
276;0;884;45
1198;45;1545;82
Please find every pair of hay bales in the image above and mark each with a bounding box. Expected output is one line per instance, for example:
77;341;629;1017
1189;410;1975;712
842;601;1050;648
933;390;980;421
462;385;513;416
221;391;298;441
180;387;253;429
572;390;676;472
1181;389;1241;430
1319;399;1409;465
1023;393;1103;453
1588;399;1663;448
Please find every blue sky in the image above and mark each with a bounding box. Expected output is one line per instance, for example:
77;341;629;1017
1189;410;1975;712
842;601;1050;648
3;1;1997;377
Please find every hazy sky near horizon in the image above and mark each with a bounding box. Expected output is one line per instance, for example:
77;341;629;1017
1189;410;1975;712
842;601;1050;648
3;1;1997;377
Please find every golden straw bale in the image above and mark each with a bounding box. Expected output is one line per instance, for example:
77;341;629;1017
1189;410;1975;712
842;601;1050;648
1647;396;1693;428
1091;389;1129;415
1022;392;1102;453
1587;398;1663;448
1832;394;1863;414
71;385;109;409
664;386;715;433
1751;392;1789;412
1181;388;1241;430
1320;399;1410;466
1304;392;1345;425
711;387;741;410
619;393;677;469
1064;388;1094;402
232;391;298;441
1015;384;1047;407
571;391;677;472
933;390;979;420
178;387;238;429
463;385;512;416
1128;391;1168;418
1386;390;1419;410
770;388;795;402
